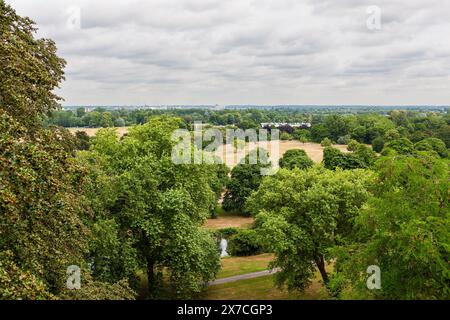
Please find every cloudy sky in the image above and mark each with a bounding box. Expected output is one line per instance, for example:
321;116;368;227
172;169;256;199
6;0;450;106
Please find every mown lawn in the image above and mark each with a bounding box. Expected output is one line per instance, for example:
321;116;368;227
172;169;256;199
217;253;274;279
202;274;328;300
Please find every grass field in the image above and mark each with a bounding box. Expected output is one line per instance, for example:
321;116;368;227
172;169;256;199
217;254;274;279
202;274;328;300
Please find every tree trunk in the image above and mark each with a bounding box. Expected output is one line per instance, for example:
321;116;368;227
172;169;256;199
146;258;156;295
314;254;329;285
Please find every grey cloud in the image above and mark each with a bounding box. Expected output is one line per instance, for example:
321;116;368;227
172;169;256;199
6;0;450;105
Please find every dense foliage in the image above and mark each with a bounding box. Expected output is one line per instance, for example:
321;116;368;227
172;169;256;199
228;229;263;257
0;1;134;299
332;154;449;299
1;1;449;301
81;117;221;298
222;149;271;215
279;149;314;170
247;167;373;290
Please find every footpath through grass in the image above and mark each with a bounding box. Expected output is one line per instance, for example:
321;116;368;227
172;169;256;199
202;274;328;300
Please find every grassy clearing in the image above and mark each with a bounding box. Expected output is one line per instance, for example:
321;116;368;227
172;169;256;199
217;254;274;279
202;274;328;300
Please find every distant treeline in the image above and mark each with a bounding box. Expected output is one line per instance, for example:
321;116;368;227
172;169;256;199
47;107;450;148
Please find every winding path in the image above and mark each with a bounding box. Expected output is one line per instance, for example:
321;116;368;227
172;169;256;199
208;268;281;286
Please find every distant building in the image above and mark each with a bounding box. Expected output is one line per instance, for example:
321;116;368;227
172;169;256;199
260;122;311;129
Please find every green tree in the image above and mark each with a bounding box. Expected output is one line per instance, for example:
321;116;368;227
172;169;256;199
414;138;448;158
371;136;385;153
0;1;65;131
0;2;135;299
347;139;359;151
310;124;330;143
85;117;221;298
222;149;271;215
321;137;332;147
333;154;449;299
324;114;350;141
323;147;366;170
76;107;86;118
279;149;314;170
246;167;373;291
383;138;414;155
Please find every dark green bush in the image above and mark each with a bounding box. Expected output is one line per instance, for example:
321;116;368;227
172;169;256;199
414;138;448;158
228;229;263;256
371;136;384;153
279;149;314;170
383;138;414;155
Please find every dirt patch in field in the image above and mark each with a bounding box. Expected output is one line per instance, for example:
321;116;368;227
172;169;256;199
68;127;129;137
215;141;348;167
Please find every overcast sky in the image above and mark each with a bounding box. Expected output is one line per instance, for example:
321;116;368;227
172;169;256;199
6;0;450;106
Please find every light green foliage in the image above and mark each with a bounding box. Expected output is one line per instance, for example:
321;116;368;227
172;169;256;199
0;251;55;300
347;139;359;152
246;167;373;292
279;149;314;170
280;131;293;141
383;128;401;141
84;117;221;298
321;137;332;147
333;154;449;299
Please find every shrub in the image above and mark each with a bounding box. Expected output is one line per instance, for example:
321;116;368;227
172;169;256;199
414;138;448;158
228;229;263;256
354;144;377;167
371;136;385;153
337;135;351;145
323;147;366;170
279;149;314;170
383;138;414;155
347;139;359;151
280;131;293;141
321;137;332;147
213;227;240;239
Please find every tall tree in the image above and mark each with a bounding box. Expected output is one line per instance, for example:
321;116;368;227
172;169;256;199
0;1;134;299
0;0;65;132
333;154;449;299
85;117;221;298
246;167;373;291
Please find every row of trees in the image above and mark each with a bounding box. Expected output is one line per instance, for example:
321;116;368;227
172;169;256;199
217;127;449;299
47;107;450;149
246;151;449;299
